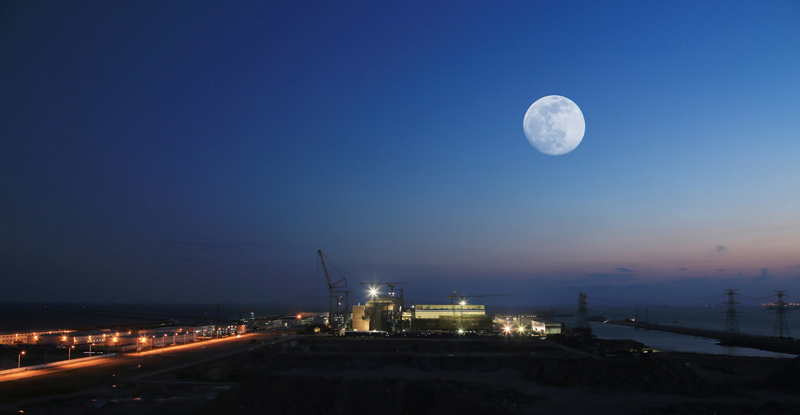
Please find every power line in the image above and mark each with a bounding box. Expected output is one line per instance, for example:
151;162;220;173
586;294;720;305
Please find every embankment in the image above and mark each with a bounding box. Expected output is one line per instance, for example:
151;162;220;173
606;320;800;355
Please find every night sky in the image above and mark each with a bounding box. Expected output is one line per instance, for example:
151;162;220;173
2;1;799;309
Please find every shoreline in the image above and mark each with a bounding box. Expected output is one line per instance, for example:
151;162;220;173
607;319;800;356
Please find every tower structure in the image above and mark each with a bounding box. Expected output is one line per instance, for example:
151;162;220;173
723;289;740;335
574;292;590;330
317;250;351;333
772;290;791;339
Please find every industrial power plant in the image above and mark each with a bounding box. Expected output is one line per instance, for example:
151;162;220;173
317;250;563;337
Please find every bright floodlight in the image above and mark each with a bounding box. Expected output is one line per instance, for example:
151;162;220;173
369;288;378;297
458;329;464;334
503;326;511;333
460;300;466;306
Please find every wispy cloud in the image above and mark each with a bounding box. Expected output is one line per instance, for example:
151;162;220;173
677;268;688;271
753;267;773;281
586;273;634;283
714;245;727;253
613;267;637;273
788;264;800;272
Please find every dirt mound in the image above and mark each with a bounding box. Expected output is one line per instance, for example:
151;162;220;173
521;357;706;394
760;356;800;391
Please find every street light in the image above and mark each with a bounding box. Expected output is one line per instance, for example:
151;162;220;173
459;300;466;331
18;351;25;368
68;345;74;360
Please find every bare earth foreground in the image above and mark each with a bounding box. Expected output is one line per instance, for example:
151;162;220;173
3;334;800;415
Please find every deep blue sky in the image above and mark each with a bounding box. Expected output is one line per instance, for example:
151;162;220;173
2;1;799;310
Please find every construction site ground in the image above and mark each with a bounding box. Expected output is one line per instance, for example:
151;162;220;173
3;335;800;415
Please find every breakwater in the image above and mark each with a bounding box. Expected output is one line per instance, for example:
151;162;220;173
606;320;800;355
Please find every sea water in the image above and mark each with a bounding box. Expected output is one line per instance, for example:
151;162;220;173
566;305;799;358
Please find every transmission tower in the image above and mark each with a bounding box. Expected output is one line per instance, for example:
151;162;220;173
723;289;740;335
574;292;590;329
772;290;791;339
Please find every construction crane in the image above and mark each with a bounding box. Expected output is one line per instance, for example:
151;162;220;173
317;250;351;333
448;291;513;332
448;291;513;305
360;282;410;298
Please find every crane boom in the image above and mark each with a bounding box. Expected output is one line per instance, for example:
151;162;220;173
361;282;410;297
317;250;349;334
318;250;346;288
360;282;410;286
448;291;513;305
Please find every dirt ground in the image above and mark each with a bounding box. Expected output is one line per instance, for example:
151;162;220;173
196;338;800;415
3;336;800;415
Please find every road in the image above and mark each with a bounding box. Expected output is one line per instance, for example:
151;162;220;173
1;333;255;383
0;332;292;414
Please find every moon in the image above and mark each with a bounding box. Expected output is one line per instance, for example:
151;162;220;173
523;95;585;156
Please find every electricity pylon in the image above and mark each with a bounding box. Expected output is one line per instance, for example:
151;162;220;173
772;291;791;339
723;289;740;335
574;292;590;330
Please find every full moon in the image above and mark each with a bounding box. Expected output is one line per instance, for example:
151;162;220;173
523;95;585;156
